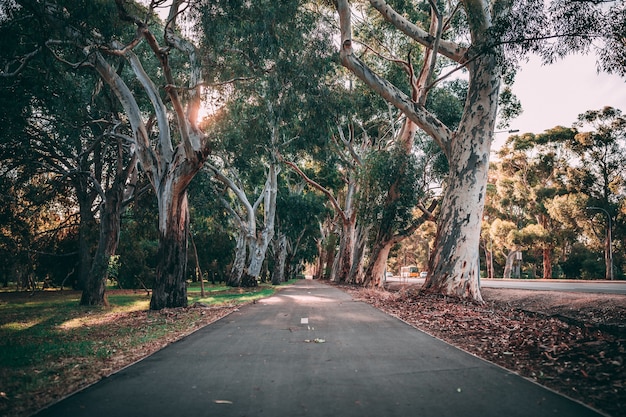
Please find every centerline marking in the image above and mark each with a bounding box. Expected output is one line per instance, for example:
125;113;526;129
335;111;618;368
301;318;309;324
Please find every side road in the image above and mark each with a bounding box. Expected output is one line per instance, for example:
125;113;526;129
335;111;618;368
33;280;605;417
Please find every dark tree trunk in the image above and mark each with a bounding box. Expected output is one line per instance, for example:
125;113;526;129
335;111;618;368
76;187;95;291
80;182;124;306
150;191;190;310
271;234;287;285
322;234;337;280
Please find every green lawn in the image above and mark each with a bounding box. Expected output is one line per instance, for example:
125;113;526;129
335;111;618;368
0;280;295;417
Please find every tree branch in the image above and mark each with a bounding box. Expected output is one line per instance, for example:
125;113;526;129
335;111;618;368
280;156;347;223
368;0;467;63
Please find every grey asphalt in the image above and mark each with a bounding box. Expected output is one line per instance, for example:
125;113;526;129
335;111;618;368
33;280;604;417
387;276;626;294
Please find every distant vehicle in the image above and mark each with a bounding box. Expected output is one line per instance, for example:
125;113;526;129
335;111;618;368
420;271;428;278
400;266;419;278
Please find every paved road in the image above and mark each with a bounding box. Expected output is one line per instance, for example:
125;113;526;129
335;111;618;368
34;280;604;417
386;277;626;294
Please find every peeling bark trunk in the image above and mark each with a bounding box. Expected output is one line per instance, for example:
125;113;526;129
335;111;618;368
336;0;507;302
150;188;190;310
347;224;368;284
364;241;393;288
334;217;355;283
80;185;123;306
229;232;247;287
421;56;499;302
246;163;278;278
271;234;288;285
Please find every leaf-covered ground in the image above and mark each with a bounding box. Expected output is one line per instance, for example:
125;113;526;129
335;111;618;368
2;284;624;417
339;283;626;417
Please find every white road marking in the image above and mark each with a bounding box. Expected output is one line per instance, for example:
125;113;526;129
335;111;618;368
301;318;309;324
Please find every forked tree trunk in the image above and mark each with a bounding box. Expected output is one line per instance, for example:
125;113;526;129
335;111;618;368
503;250;520;279
80;145;137;306
337;0;508;302
80;185;123;306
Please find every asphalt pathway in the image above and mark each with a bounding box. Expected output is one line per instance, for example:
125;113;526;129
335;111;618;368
34;280;604;417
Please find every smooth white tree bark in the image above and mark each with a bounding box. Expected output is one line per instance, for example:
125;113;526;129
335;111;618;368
336;0;510;301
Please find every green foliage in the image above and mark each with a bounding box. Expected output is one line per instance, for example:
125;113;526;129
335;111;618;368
487;106;626;279
358;145;422;244
188;172;236;282
276;186;329;265
116;193;159;289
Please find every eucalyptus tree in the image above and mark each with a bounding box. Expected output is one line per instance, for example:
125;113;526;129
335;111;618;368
0;2;144;303
566;107;626;279
335;0;625;300
494;129;573;278
198;0;337;286
8;0;216;309
272;187;327;285
283;120;370;283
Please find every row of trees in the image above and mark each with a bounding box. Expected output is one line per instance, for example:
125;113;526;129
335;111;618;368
484;107;626;281
392;107;626;281
1;1;624;309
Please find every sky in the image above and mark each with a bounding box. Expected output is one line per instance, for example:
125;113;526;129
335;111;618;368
495;54;626;149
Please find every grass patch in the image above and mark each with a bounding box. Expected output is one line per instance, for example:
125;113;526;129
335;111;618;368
0;281;291;417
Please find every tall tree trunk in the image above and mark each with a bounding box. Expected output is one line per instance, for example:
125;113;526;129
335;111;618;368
364;240;393;288
314;239;325;280
80;185;123;306
542;247;552;279
322;234;337;280
347;224;368;284
333;217;354;283
336;0;509;302
76;185;95;291
271;233;288;285
246;164;278;279
229;232;247;286
421;55;500;302
80;144;137;306
150;187;190;310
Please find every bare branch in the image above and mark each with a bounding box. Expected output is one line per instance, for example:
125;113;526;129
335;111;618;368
368;0;467;63
0;47;41;77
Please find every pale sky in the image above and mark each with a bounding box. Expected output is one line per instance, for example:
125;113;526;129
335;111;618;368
495;54;626;149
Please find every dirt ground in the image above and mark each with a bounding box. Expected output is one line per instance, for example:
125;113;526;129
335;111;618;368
340;283;626;417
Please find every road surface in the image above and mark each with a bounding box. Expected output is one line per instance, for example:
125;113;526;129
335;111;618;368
386;276;626;294
34;280;603;417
